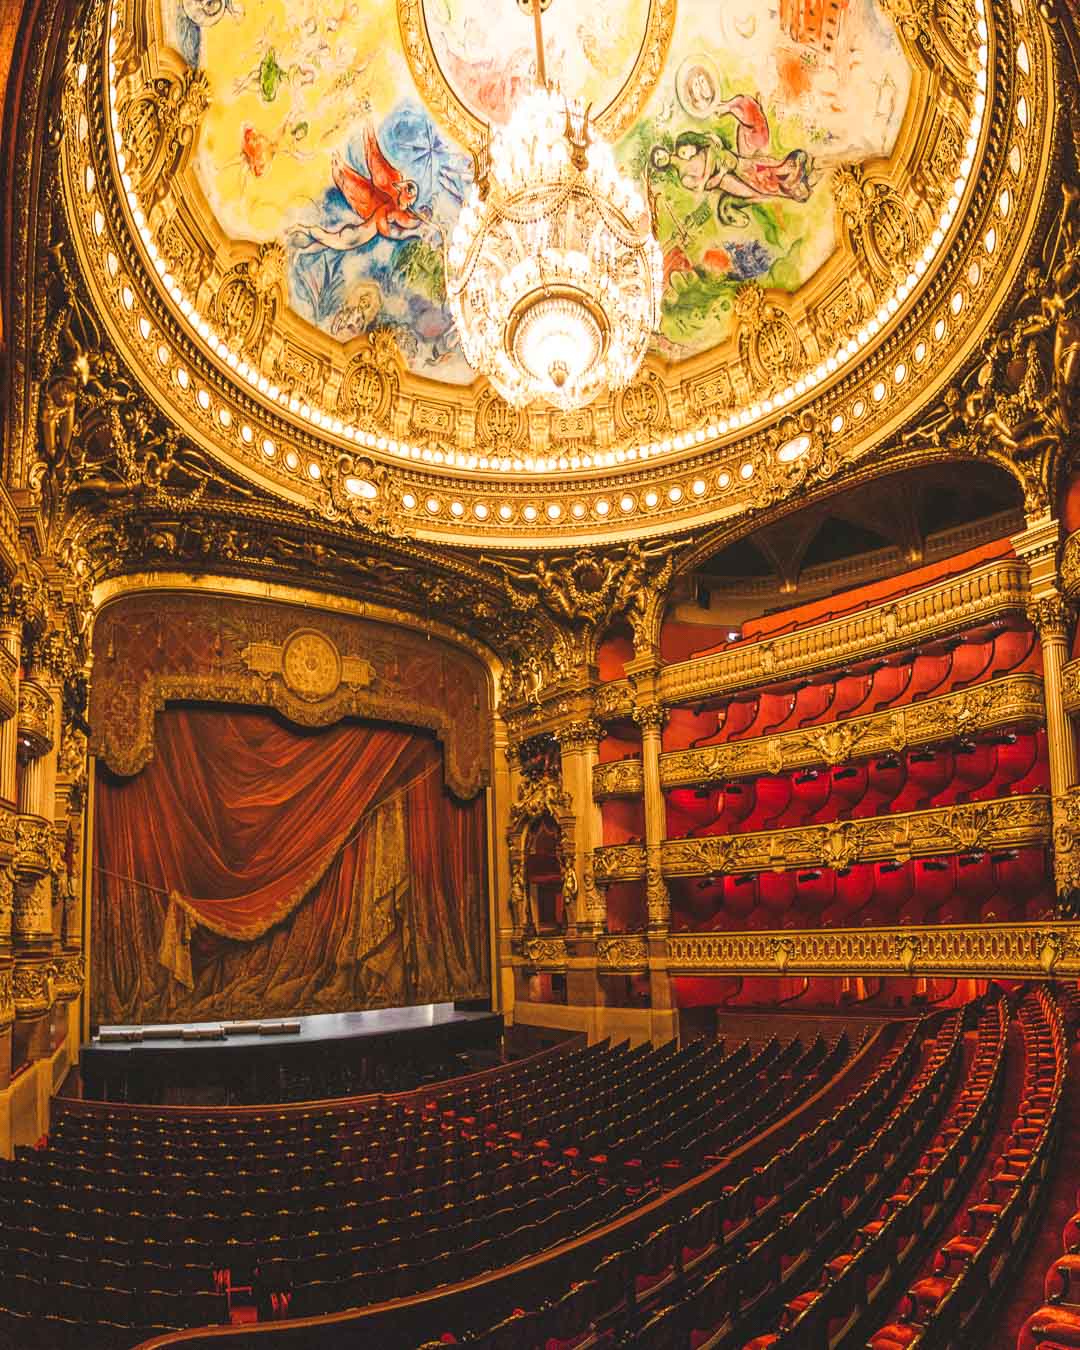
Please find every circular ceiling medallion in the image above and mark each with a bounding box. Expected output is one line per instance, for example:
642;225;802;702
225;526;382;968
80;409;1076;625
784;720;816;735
60;0;1056;542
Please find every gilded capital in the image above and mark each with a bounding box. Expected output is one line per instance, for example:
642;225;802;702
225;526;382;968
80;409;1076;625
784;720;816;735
554;718;603;750
632;702;667;734
1027;592;1073;641
12;961;52;1017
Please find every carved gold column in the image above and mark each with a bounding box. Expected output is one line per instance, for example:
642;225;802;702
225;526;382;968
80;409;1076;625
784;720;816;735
0;610;19;1084
555;718;605;933
490;719;514;1014
632;701;670;931
13;669;59;1063
1013;517;1077;796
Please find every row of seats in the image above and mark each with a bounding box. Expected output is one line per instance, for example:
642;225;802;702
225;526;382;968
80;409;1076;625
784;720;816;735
741;995;1009;1346
673;847;1054;931
412;1019;934;1349
873;987;1069;1347
663;622;1039;753
666;730;1047;837
0;1035;851;1344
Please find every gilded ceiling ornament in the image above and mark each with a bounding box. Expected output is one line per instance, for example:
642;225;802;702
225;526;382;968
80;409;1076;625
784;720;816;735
210;244;286;362
116;67;209;204
832;165;919;292
733;284;808;396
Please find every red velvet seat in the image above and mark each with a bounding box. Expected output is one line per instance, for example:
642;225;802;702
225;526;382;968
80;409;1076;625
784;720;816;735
912;858;955;921
1045;1254;1080;1303
667;787;723;837
988;624;1039;678
1011;730;1050;793
821;863;875;927
907;647;956;702
937;741;998;804
794;677;838;728
757;870;797;917
732;692;794;742
854;756;907;818
832;672;875;719
947;638;994;688
995;730;1041;790
774;771;831;828
739;776;793;833
721;874;758;920
1017;1306;1080;1350
795;869;835;915
875;861;913;924
869;658;915;712
891;749;954;813
814;764;868;821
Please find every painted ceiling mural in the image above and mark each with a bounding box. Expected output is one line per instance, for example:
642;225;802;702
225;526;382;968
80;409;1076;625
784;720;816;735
160;0;911;379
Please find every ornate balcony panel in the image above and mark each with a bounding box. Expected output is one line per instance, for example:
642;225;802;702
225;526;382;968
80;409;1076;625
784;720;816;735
596;934;650;972
16;681;53;758
594;758;645;799
49;955;86;1002
520;936;568;968
666;921;1080;980
659;795;1050;878
593;844;648;883
13;961;53;1018
659;561;1029;708
661;673;1046;790
1061;658;1080;714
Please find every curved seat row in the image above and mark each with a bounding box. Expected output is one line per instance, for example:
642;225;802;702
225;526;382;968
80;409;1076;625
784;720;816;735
663;621;1039;753
666;732;1047;838
871;986;1069;1348
673;847;1054;932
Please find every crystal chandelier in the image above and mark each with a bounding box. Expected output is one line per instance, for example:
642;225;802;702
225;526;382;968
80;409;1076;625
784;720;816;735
446;0;662;411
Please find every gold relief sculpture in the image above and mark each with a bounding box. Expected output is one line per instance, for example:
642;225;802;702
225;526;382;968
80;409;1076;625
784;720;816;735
16;681;54;757
210;245;286;363
614;372;670;443
833;165;919;292
240;628;375;704
593;681;633;722
1053;789;1080;894
655;796;1050;880
650;674;1045;793
48;954;85;1001
0;969;13;1026
1027;593;1074;641
593;843;648;883
659;559;1029;706
733;285;808;396
475;391;529;459
522;936;568;968
665;921;1080;979
116;67;209;204
554;719;603;751
13;876;52;943
593;758;645;799
14;817;53;879
596;934;649;970
12;962;52;1017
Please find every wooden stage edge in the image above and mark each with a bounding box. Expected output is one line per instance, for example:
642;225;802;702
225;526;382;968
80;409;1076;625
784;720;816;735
74;1004;505;1104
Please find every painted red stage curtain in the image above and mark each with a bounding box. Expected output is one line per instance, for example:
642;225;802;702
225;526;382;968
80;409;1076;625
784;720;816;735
93;707;488;1025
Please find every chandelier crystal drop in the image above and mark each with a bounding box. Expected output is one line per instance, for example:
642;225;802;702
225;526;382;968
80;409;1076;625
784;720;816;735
446;75;662;411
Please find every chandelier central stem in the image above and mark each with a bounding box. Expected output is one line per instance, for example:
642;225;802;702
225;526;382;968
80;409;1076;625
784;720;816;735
531;0;547;90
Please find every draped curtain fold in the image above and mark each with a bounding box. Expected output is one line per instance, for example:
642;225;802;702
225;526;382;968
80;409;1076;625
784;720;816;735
92;707;489;1025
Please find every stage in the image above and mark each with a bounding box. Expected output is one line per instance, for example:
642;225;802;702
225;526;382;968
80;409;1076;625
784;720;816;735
78;1004;504;1104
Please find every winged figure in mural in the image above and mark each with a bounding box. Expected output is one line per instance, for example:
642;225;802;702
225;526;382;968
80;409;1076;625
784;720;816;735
288;126;432;255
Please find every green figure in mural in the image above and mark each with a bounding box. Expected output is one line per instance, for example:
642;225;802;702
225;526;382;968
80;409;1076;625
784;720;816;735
649;96;814;219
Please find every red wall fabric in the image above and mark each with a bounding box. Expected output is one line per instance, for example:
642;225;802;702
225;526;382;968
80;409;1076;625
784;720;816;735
93;707;489;1025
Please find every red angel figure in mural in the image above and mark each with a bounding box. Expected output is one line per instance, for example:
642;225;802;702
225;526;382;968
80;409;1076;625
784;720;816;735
288;125;429;254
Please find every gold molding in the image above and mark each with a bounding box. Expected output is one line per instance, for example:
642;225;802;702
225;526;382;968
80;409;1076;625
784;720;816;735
658;559;1029;706
593;671;1046;798
665;921;1080;978
592;794;1050;882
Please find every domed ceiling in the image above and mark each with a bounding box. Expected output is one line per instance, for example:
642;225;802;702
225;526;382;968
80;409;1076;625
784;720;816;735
61;0;1054;543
